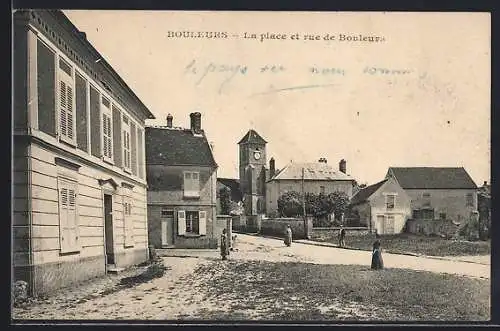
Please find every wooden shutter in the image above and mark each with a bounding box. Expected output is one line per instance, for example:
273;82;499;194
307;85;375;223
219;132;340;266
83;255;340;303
58;58;75;144
36;40;56;137
198;211;207;235
75;73;88;152
59;186;69;252
124;196;134;247
112;106;122;166
89;85;101;158
101;98;113;161
137;129;144;179
58;179;79;253
131;122;137;175
122;116;131;170
177;210;186;235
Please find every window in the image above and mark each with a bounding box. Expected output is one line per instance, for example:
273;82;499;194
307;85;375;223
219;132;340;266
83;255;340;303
177;210;207;235
319;186;325;194
386;194;396;210
439;212;447;220
161;208;174;218
122;115;131;171
58;178;79;253
58;58;76;145
101;96;113;162
466;193;474;207
123;194;134;247
183;171;200;197
423;192;431;206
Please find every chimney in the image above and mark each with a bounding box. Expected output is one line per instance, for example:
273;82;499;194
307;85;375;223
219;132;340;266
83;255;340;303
269;158;276;178
484;181;488;186
339;159;347;174
318;158;327;164
190;112;202;134
166;113;173;128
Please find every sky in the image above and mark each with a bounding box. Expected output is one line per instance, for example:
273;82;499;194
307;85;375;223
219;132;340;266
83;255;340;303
63;10;490;186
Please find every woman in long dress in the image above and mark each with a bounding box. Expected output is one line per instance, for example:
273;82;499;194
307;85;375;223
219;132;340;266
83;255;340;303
220;228;229;260
371;240;384;270
284;225;292;247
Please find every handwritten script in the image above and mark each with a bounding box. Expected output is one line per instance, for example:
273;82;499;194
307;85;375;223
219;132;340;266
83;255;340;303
184;59;413;95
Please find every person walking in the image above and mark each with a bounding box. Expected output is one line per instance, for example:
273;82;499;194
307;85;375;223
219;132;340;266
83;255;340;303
220;228;229;260
284;224;292;247
371;240;384;270
339;225;346;248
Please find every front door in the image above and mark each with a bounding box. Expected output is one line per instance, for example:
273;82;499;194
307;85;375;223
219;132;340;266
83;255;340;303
161;210;175;247
104;194;114;264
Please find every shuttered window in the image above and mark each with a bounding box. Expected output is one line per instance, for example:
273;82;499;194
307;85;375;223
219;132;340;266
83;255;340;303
183;171;200;198
122;115;131;172
101;96;113;162
37;39;56;136
177;210;207;235
75;72;88;152
58;178;79;253
137;129;144;179
123;192;134;247
89;85;101;158
130;122;137;175
58;58;76;145
112;105;122;167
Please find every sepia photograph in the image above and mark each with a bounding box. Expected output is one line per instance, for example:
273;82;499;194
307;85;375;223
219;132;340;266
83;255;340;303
11;9;491;322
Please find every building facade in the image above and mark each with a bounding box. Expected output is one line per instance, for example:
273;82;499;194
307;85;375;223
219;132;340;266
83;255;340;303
145;113;221;249
349;177;411;234
13;10;155;295
386;167;478;223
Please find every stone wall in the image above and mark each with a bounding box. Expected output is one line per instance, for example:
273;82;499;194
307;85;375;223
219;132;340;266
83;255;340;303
311;227;370;237
260;217;313;239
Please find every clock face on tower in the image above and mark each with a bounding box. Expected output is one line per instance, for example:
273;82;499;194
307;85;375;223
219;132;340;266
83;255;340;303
253;151;261;160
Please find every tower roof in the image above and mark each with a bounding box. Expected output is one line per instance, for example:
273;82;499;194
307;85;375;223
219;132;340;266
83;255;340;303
238;129;267;145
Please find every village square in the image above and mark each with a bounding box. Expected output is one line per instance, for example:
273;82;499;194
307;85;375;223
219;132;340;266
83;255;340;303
12;10;491;322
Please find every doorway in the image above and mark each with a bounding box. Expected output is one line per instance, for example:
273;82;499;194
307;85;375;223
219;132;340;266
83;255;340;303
104;194;114;265
161;209;175;247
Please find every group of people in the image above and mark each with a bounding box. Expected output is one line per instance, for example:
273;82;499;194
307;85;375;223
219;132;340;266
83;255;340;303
219;224;383;270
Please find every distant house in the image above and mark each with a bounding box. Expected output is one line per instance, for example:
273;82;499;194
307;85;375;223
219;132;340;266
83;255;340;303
266;158;355;215
145;113;221;249
349;177;411;234
386;167;478;224
216;178;243;215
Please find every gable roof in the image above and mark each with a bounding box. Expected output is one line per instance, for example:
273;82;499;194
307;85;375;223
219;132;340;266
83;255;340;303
269;162;353;181
145;126;217;167
238;129;267;145
387;167;477;189
350;179;388;206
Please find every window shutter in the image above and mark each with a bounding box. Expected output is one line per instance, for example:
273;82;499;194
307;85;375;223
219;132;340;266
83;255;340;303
112;106;122;166
137;129;144;179
75;73;88;152
59;187;69;252
67;187;78;249
89;86;101;158
178;210;186;235
198;211;207;235
37;40;56;137
102;112;113;161
131;122;137;175
58;58;75;145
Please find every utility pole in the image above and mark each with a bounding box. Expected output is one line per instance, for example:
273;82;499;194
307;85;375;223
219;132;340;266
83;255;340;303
302;167;307;238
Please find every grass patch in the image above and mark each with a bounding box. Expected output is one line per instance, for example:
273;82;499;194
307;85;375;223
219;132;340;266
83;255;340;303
311;232;491;256
192;260;490;321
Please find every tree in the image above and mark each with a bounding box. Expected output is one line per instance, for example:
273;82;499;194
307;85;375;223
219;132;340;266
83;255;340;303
328;191;350;222
277;191;303;217
219;187;231;215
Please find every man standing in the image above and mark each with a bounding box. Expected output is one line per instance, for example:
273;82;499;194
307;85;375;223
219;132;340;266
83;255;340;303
339;225;346;248
284;225;292;247
220;228;229;260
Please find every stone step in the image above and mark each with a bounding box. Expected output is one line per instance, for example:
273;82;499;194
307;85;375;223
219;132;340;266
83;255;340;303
107;265;125;274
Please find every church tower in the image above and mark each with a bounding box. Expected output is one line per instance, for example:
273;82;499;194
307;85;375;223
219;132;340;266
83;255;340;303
238;129;267;215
